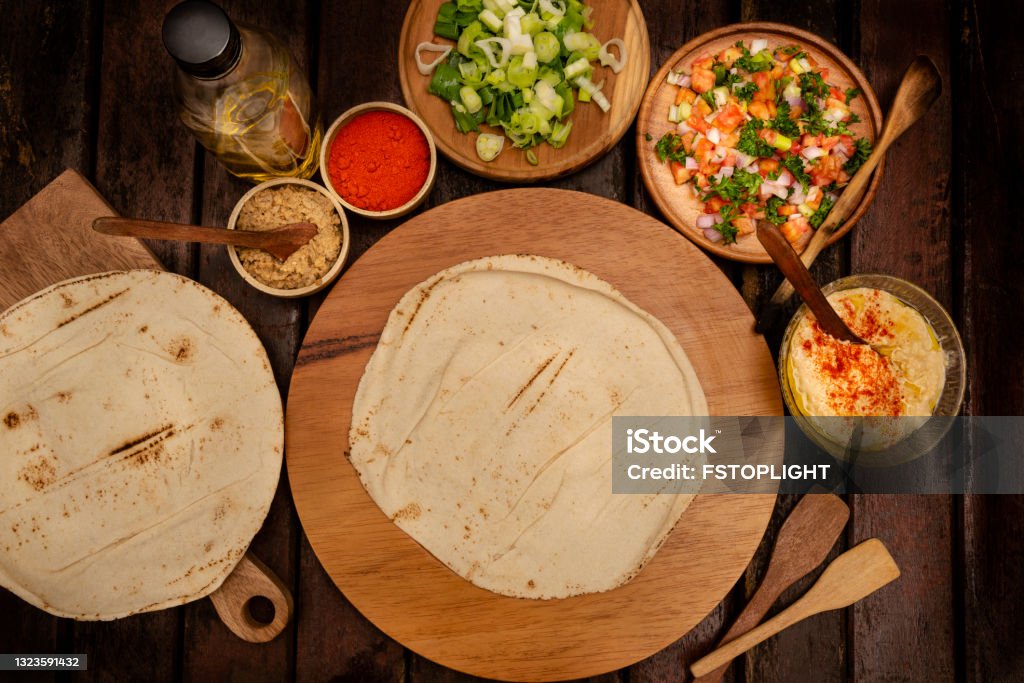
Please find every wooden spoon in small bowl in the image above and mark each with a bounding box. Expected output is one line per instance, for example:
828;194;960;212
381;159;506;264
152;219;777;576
757;219;868;346
93;216;318;262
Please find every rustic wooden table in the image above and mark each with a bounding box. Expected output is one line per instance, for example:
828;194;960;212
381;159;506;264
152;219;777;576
1;0;1021;681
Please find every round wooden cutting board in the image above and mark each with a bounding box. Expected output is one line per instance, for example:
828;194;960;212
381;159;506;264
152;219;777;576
286;189;781;681
636;22;884;263
398;0;650;182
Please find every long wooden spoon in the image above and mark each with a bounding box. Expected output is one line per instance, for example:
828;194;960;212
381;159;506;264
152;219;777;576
93;216;318;261
693;494;850;683
757;220;866;345
690;539;901;678
755;55;942;334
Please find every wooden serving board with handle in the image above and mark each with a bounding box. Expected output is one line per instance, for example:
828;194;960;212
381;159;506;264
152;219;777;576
398;0;650;182
286;188;782;681
0;169;292;643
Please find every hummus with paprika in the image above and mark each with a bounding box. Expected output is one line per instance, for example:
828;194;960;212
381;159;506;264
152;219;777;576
786;287;945;418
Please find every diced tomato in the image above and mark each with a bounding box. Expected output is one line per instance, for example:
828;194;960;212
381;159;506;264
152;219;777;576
695;97;713;117
771;65;785;80
789;142;802;155
809;155;842;186
805;186;823;210
691;53;714;70
825;97;850;116
686;113;710;134
740;202;759;218
780;216;811;244
712;103;745;134
802;133;822;148
680;130;696;153
718;46;743;67
721;131;740;148
758;158;780;176
695;173;710;190
774;47;795;62
748;100;772;120
752;71;775;102
733;216;756;235
837;134;855;156
722;152;736;168
675;87;697;105
691;68;715;93
670;161;692;185
777;204;798;216
694;137;714;162
820;136;840;151
829;86;844;101
705;196;730;213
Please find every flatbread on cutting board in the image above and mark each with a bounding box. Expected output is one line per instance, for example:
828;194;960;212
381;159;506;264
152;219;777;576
350;255;708;599
0;271;282;619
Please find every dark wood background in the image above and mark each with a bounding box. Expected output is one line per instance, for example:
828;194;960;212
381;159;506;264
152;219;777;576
1;0;1021;680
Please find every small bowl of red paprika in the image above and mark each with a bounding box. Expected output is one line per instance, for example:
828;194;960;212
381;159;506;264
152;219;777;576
320;102;437;220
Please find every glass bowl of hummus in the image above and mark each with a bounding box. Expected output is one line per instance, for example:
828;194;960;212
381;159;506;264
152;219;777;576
779;274;965;462
227;178;350;298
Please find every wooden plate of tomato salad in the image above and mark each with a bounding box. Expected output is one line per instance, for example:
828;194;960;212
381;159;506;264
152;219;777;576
636;23;883;264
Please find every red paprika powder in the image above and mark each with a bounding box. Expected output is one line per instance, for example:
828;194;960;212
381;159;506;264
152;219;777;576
326;111;430;212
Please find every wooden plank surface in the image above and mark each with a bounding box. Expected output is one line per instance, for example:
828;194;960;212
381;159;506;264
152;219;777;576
0;2;100;678
958;1;1024;682
848;1;958;681
0;0;1020;681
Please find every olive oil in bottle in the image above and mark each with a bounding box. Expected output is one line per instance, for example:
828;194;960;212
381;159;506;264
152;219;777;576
162;0;322;181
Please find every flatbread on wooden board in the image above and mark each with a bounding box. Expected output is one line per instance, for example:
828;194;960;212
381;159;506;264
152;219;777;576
0;271;282;619
350;255;707;599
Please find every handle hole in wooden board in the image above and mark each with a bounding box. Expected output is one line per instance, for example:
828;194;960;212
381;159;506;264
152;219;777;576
246;596;276;625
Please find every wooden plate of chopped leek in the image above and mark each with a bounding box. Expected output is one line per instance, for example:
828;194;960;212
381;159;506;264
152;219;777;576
399;0;650;182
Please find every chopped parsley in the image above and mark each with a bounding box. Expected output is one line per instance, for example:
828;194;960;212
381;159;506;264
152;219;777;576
798;71;830;105
734;82;759;103
736;119;773;157
843;137;872;175
844;87;862;105
781;153;811;190
809;194;836;228
764;196;787;225
734;44;773;73
715;203;740;243
654;132;689;163
708;168;763;203
772;100;802;138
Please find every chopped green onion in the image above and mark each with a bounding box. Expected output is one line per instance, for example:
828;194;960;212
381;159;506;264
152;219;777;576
476;133;505;161
534;31;560;63
460;85;483;113
526;149;539;165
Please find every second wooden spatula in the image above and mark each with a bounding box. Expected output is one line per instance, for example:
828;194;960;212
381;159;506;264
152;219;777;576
693;494;850;683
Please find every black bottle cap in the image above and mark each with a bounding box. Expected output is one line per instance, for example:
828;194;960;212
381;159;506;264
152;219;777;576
162;0;241;78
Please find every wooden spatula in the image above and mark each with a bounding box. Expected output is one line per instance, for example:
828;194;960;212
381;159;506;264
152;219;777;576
690;539;901;678
694;494;849;683
93;216;318;261
755;56;942;334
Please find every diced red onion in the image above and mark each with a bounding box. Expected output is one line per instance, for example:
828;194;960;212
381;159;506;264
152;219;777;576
789;186;806;204
680;74;691;88
707;127;721;144
777;169;794;186
720;165;734;177
696;214;717;229
744;162;760;174
704;228;724;242
802;145;824;160
786;94;803;108
684;156;698;170
676;121;692;134
751;39;768;53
